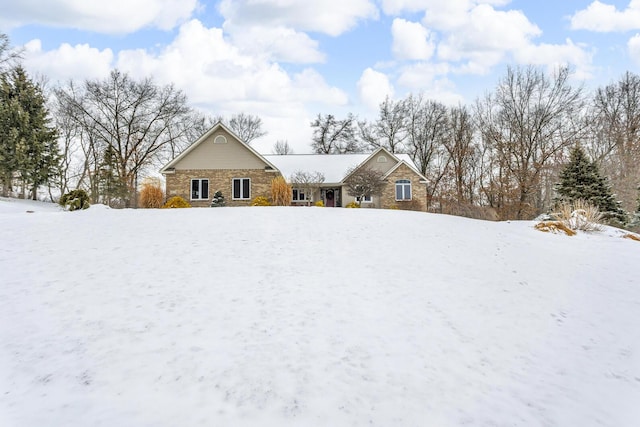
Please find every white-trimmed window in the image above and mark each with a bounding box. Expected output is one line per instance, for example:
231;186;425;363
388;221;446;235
356;195;372;203
191;179;209;200
377;155;387;163
233;178;251;200
292;188;309;202
395;179;412;201
214;135;227;144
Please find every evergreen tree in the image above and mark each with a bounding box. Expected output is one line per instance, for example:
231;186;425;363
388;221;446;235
97;145;129;206
0;66;59;199
210;190;226;207
555;145;626;222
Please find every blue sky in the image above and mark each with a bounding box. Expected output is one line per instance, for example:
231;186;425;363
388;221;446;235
1;0;639;154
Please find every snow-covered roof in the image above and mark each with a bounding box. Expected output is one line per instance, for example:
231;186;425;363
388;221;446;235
263;153;371;184
263;151;424;184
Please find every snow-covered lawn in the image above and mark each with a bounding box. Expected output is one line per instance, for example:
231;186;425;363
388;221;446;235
1;198;639;426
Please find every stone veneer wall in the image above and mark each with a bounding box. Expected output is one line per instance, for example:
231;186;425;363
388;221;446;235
166;169;277;207
379;163;428;211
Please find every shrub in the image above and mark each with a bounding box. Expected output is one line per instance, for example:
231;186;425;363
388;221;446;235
162;196;191;208
251;196;271;206
139;182;164;208
315;200;324;207
211;190;226;207
59;189;90;211
555;199;603;232
396;199;424;212
271;176;292;206
389;204;399;210
345;201;360;208
534;221;577;236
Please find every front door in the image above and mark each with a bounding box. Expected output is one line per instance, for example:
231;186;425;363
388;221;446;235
325;189;335;207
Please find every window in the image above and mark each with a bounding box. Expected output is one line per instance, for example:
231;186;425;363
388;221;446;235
395;179;411;201
233;178;251;200
377;155;387;163
214;135;227;144
356;195;372;203
191;179;209;200
292;188;309;202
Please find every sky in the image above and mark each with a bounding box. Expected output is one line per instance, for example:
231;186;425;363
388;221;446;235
1;0;640;154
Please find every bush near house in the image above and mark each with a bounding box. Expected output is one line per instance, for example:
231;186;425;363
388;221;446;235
139;182;164;208
251;196;271;206
345;201;360;208
59;189;90;211
162;196;191;208
271;176;291;206
211;191;226;207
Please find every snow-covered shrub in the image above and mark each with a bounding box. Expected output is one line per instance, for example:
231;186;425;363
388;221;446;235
210;191;225;207
251;196;271;206
59;189;90;211
162;196;190;208
345;201;360;208
556;200;604;232
139;182;164;208
271;176;291;206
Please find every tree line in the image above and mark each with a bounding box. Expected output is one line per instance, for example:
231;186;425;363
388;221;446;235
311;66;640;221
1;32;638;222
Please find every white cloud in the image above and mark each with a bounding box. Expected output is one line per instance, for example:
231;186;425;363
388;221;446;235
513;39;595;80
224;25;325;64
22;39;113;81
435;4;541;63
570;0;640;32
391;19;435;60
218;0;379;37
357;68;394;110
628;33;640;64
397;62;464;104
115;20;348;107
380;0;510;16
0;0;198;33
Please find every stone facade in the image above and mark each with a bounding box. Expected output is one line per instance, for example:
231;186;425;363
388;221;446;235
166;169;277;207
379;163;427;211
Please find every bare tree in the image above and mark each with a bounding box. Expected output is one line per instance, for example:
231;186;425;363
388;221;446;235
475;66;584;219
442;105;477;203
590;71;640;211
343;166;386;206
311;113;361;153
0;33;22;73
228;112;267;144
290;170;324;205
359;96;408;153
272;139;293;154
54;70;193;207
404;95;451;210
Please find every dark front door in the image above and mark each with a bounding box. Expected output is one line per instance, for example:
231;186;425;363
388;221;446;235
325;189;335;207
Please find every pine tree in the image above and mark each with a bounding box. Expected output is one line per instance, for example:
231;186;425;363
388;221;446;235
0;67;59;199
210;190;225;207
555;145;626;223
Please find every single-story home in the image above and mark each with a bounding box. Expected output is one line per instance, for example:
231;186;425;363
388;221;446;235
160;122;428;210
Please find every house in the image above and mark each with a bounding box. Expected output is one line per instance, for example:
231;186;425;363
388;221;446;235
160;122;428;210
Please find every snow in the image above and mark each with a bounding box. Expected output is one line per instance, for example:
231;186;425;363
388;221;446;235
1;199;639;426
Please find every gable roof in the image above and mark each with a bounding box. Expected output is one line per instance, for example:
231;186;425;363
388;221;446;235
160;122;278;174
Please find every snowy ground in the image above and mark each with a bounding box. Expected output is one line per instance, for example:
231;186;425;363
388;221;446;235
1;197;639;426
